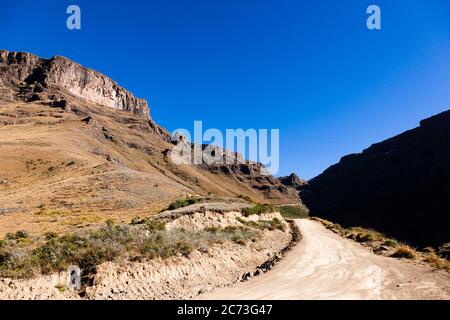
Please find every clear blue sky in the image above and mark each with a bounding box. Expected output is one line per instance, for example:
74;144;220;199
1;0;449;179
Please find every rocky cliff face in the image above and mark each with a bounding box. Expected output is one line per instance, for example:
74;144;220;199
301;110;450;247
278;173;307;190
0;50;149;118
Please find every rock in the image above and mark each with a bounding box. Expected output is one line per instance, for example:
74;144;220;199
50;99;69;109
278;173;307;189
0;50;149;118
81;116;93;124
374;245;391;253
33;83;45;93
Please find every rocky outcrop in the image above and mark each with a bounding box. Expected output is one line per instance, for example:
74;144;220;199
168;134;301;202
0;50;149;118
301;109;450;248
278;173;307;189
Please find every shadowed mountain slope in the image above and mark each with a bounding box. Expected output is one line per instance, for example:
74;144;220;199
301;109;450;247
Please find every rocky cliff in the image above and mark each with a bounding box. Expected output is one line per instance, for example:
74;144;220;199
0;50;149;118
301;110;450;247
278;173;307;190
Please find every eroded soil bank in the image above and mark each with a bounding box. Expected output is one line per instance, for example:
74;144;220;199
0;210;294;300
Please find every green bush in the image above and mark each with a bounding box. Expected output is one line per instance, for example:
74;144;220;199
5;230;30;241
130;217;166;231
278;205;309;219
167;197;202;210
237;217;285;232
383;239;398;247
241;204;275;217
0;219;260;279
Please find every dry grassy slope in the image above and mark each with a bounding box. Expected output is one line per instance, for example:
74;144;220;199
0;98;297;237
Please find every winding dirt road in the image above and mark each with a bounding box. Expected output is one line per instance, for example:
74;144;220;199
199;219;450;300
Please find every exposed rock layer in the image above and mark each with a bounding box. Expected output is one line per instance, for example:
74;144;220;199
0;50;149;118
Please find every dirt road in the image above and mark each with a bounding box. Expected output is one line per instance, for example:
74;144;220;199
199;219;450;300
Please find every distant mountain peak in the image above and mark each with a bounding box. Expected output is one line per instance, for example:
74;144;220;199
0;50;150;118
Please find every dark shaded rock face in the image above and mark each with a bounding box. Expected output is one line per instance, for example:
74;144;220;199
301;110;450;248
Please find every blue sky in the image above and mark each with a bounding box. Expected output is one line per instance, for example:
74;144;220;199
1;0;449;179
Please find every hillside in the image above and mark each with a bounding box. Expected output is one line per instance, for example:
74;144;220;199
301;110;450;248
0;50;299;237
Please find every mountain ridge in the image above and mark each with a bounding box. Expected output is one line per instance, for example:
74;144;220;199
0;50;150;118
0;50;300;237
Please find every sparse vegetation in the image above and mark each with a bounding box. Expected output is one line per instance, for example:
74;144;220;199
130;217;166;231
389;245;418;260
5;230;30;241
439;243;450;260
166;196;203;211
34;208;69;216
424;253;450;271
278;205;309;219
383;239;398;247
205;226;259;245
0;217;261;279
241;203;275;217
237;217;286;232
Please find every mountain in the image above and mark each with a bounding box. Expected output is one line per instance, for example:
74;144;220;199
278;173;307;190
300;110;450;247
0;50;299;236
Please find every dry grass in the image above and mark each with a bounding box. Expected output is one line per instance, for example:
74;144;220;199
389;245;418;260
424;253;450;270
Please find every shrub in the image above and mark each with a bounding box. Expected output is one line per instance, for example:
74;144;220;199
206;226;258;244
355;232;375;243
278;205;309;219
241;204;275;217
130;217;145;225
145;219;166;232
236;217;285;232
264;218;285;232
130;217;166;231
389;245;418;260
5;231;30;241
0;220;260;279
439;243;450;260
236;218;261;229
383;239;398;247
424;252;450;270
44;232;59;241
167;197;202;211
